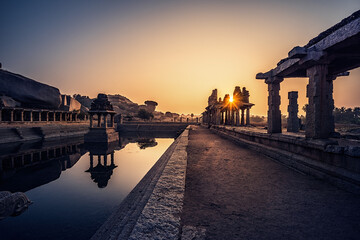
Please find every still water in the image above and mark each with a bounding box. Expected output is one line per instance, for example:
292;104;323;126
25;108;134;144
0;135;175;240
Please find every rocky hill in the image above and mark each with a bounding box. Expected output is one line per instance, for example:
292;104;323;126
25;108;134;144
0;69;61;109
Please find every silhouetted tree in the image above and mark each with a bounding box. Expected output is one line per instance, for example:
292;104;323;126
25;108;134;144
137;109;153;121
334;107;360;124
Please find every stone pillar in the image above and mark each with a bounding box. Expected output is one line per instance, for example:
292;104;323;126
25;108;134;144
30;111;33;122
230;109;234;125
266;77;283;133
215;109;221;125
10;110;14;122
246;108;250;125
287;91;299;132
241;109;245;125
90;114;93;128
306;65;335;138
103;114;107;128
226;110;230;125
46;112;49;122
20;110;24;122
110;114;114;127
90;154;94;169
235;110;240;126
111;152;114;165
97;114;101;127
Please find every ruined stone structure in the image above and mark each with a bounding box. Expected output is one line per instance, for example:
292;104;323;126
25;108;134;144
203;87;254;126
85;94;119;143
0;70;85;124
60;95;81;112
287;91;299;132
0;107;81;123
256;10;360;138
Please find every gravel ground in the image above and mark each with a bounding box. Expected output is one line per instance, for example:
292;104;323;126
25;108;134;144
180;126;360;240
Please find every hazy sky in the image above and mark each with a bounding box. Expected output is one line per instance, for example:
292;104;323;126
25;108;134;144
1;0;359;115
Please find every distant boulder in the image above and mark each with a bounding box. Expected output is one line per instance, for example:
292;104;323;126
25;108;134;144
144;100;158;113
0;70;61;109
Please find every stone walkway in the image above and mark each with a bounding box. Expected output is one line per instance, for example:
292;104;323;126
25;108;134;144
180;126;360;240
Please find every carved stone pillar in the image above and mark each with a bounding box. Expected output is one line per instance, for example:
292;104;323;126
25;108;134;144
215;109;221;125
246;108;250;125
90;154;94;169
111;152;114;165
104;154;107;166
241;109;245;125
20;110;24;122
266;77;283;133
90;114;93;128
226;110;229;125
230;109;234;125
287;91;299;132
109;114;113;127
103;114;107;128
235;110;240;126
97;113;101;127
10;110;14;122
306;65;335;138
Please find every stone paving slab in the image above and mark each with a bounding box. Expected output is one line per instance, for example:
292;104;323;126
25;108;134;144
180;126;360;240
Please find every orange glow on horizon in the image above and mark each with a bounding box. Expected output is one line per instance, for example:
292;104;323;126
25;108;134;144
9;3;359;116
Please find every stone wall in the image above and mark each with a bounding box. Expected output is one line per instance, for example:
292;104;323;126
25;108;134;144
0;124;89;144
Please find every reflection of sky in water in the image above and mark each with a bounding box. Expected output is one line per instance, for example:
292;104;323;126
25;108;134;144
0;138;174;240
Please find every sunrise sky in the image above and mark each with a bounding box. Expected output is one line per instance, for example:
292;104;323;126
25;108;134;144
1;0;359;115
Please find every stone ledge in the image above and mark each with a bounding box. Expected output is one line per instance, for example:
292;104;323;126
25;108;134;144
91;127;189;240
128;127;189;239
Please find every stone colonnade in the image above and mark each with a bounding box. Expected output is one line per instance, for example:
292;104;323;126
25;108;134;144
89;152;115;169
287;91;300;132
0;107;84;123
1;143;80;171
89;112;115;128
264;64;335;138
203;106;252;126
220;107;251;126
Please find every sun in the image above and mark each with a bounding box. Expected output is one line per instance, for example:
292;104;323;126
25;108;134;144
229;96;233;102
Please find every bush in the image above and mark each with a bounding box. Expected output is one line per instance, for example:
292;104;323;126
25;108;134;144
137;109;154;121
